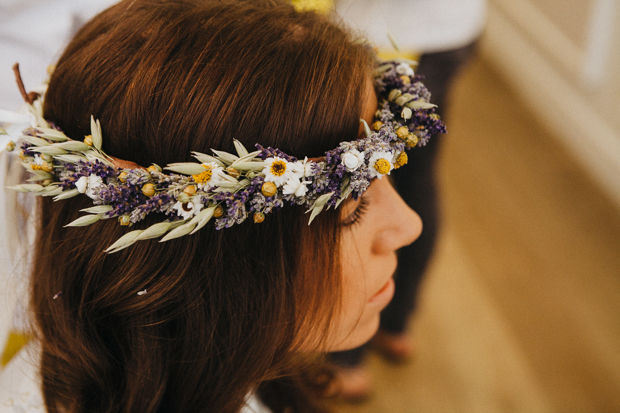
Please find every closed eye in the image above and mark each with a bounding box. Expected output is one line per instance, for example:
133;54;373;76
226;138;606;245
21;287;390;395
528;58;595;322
342;197;369;227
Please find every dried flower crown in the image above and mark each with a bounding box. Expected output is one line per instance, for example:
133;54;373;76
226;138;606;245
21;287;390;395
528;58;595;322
3;60;445;252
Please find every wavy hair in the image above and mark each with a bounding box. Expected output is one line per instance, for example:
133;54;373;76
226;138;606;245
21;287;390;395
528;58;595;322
30;1;373;412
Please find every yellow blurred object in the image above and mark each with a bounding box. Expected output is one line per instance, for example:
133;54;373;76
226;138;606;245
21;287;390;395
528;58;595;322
378;50;421;64
290;0;333;14
1;331;31;368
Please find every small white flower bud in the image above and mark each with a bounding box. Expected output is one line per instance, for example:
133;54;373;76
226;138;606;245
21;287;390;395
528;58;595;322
76;176;88;193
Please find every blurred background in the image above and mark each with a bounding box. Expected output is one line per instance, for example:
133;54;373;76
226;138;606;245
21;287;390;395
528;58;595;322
2;0;620;412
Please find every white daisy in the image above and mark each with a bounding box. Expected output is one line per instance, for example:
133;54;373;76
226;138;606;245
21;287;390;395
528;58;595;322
368;150;394;179
75;174;104;199
282;176;310;197
192;162;225;190
172;200;202;220
341;149;364;171
395;63;414;77
262;157;300;187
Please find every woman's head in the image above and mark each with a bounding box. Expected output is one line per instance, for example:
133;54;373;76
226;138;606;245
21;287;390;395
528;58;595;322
33;0;381;411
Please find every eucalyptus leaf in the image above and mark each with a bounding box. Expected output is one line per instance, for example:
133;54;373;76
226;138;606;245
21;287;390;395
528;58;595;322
53;188;80;201
64;214;101;227
233;139;249;157
90;116;103;150
189;207;216;234
105;230;144;253
54;141;91;152
164;163;207;175
159;221;197;242
311;192;334;210
32;146;68;156
21;135;51;147
211;149;239;165
80;205;114;214
405;100;437;110
136;222;172;241
191;152;225;168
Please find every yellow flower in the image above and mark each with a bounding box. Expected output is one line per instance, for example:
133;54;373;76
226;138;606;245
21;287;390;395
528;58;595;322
374;158;391;175
394;152;408;169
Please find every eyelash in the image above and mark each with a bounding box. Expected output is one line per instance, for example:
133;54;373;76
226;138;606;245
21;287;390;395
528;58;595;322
342;197;369;227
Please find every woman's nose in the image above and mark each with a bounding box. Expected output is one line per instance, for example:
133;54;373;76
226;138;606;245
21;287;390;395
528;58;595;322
372;180;422;254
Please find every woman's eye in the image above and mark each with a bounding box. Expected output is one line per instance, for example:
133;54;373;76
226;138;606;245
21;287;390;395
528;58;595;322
342;197;369;227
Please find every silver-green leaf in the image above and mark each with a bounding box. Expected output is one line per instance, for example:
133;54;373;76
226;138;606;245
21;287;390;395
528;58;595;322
53;188;80;201
65;214;101;227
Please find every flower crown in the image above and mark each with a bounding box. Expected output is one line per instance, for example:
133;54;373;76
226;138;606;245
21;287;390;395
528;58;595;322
4;60;445;253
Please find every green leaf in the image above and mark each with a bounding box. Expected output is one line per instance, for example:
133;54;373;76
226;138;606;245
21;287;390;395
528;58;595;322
159;221;197;242
230;161;264;172
32;146;68;156
359;119;371;137
387;32;401;52
53;141;91;152
80;205;114;214
7;185;30;193
233;139;249;157
135;222;172;241
211;149;239;165
90;116;103;150
192;152;225;167
395;93;415;106
64;214;101;227
105;230;144;253
164;163;207;175
189;207;216;234
388;89;402;102
21;135;51;147
55;154;88;163
372;64;393;78
307;204;324;225
53;188;80;201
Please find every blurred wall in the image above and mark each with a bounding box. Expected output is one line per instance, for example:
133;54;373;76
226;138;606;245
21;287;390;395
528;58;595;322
480;0;620;207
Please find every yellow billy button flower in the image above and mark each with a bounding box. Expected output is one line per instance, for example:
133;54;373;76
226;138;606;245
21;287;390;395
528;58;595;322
213;205;224;218
5;141;15;152
253;212;265;223
142;183;155;197
396;126;410;140
399;75;411;85
372;121;383;132
374;158;391;175
394;151;408;169
84;135;93;146
405;134;419;148
261;182;277;197
118;171;128;182
119;215;131;226
225;166;240;179
193;167;213;184
183;185;197;196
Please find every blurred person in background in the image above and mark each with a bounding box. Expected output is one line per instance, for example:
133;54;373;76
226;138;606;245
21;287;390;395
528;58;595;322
329;0;487;401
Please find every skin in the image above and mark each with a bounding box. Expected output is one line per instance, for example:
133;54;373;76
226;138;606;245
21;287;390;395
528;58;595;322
324;82;423;351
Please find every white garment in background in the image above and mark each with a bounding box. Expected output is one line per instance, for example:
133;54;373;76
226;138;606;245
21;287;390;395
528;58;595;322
0;0;118;109
335;0;487;52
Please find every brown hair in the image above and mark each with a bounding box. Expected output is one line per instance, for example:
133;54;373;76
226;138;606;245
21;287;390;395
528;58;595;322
30;1;373;412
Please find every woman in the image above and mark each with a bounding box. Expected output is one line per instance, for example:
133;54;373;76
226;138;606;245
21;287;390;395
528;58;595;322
0;0;443;411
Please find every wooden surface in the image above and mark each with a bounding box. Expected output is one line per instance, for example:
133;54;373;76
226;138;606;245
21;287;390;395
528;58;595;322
330;56;620;413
